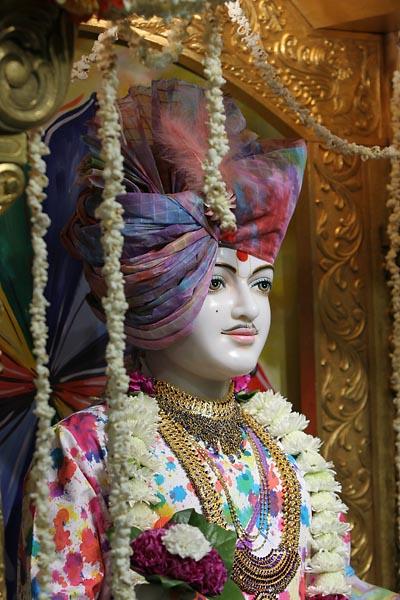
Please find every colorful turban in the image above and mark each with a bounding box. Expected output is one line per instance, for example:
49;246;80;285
63;80;306;349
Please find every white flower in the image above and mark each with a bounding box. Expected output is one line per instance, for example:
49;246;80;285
268;411;309;438
310;491;348;513
295;450;333;474
311;532;348;552
244;390;290;428
129;502;157;530
280;431;322;456
307;571;351;595
304;470;341;493
310;510;350;536
307;549;345;573
162;524;212;560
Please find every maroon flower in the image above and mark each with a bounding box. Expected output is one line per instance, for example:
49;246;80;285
128;371;155;395
131;529;168;574
130;529;228;597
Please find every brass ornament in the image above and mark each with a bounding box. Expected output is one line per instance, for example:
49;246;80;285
0;163;25;215
0;0;76;133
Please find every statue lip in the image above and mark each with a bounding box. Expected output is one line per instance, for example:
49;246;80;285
221;325;258;336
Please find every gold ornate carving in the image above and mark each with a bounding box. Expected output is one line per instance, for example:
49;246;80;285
120;0;383;143
0;0;75;133
312;146;373;579
0;163;25;215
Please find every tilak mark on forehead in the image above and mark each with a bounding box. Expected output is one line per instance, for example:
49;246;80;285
236;250;249;262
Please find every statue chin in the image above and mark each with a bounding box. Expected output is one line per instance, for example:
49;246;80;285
145;248;273;396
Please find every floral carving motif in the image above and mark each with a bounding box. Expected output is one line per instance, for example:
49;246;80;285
313;147;372;579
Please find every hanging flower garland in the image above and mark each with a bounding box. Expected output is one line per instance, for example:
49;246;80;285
225;0;398;161
386;66;400;557
202;5;236;231
95;30;146;599
26;129;56;600
243;390;351;596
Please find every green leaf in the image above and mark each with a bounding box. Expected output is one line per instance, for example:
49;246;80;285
146;574;194;592
216;578;245;600
169;508;194;525
130;526;143;541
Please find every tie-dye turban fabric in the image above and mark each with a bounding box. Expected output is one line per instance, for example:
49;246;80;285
63;80;307;349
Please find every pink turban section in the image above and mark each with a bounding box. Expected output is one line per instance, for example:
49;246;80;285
63;80;307;349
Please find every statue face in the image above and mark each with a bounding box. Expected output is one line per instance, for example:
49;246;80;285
149;247;273;382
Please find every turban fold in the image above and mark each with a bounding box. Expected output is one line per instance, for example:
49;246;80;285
63;80;306;349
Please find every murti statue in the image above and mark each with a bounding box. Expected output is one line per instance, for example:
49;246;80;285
19;80;353;600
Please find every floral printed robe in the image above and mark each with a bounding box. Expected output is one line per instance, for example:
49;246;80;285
18;405;396;600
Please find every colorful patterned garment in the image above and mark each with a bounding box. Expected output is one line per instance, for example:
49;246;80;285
18;403;400;600
19;404;312;600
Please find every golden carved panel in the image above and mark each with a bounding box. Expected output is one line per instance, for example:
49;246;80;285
309;145;373;578
121;0;385;144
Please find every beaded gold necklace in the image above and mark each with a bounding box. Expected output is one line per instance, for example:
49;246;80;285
156;381;302;600
155;379;243;455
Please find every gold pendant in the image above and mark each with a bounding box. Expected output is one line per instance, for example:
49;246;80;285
232;544;301;597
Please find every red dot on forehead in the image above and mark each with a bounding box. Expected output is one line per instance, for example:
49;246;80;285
236;250;249;262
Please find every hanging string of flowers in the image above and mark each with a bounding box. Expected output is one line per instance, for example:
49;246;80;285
95;30;139;600
26;129;56;600
71;26;118;81
202;5;236;231
244;390;351;596
386;66;400;559
225;0;398;161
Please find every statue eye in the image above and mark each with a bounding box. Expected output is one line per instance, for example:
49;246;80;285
209;276;225;293
251;277;272;294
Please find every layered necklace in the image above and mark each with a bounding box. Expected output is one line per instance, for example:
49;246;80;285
156;380;302;600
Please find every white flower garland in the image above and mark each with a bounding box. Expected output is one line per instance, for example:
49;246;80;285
244;390;351;596
386;67;400;554
26;129;56;600
71;26;118;81
202;6;237;231
226;0;398;161
72;19;187;82
95;31;143;600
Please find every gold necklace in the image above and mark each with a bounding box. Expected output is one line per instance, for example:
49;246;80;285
155;379;243;455
158;408;302;600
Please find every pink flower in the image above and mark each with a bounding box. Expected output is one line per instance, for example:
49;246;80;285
233;374;251;393
130;529;228;597
128;371;155;395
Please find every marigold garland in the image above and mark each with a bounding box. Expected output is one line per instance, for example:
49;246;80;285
26;129;56;600
386;67;400;558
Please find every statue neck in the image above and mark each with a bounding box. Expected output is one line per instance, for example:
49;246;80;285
143;352;231;401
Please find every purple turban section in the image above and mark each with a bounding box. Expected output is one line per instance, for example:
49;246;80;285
63;80;306;350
